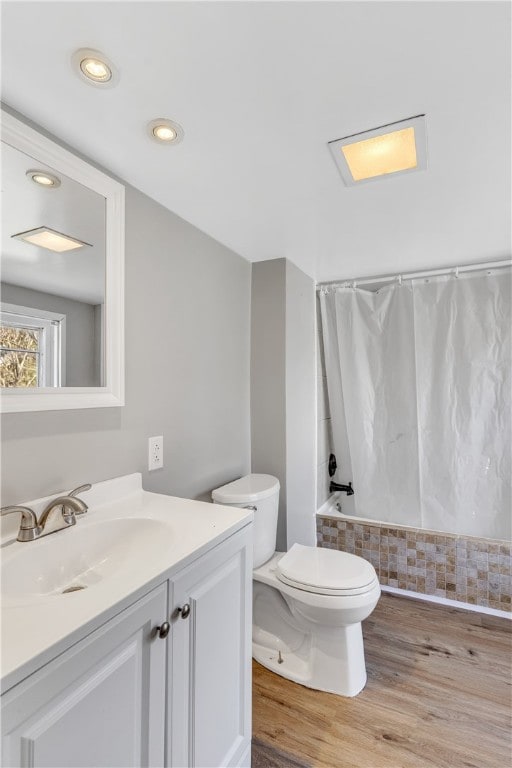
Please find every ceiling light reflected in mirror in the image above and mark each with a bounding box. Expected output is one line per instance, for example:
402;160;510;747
26;169;61;188
12;227;90;253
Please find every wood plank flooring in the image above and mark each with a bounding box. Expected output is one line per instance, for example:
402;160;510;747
252;593;511;768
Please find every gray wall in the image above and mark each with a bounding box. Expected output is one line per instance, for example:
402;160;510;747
251;259;287;549
1;184;251;505
285;261;316;548
1;283;100;387
251;258;316;551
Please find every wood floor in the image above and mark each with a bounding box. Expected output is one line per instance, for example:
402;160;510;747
252;593;511;768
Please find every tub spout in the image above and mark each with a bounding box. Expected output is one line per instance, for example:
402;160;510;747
330;481;354;496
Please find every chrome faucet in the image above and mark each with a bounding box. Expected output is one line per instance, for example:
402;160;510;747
1;484;91;542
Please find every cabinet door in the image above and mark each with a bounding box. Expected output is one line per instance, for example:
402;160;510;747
169;526;252;768
2;584;168;768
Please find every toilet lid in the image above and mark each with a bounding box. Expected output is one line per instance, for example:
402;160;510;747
212;474;279;504
276;544;378;596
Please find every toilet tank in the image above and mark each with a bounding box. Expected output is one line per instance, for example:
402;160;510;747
212;474;280;568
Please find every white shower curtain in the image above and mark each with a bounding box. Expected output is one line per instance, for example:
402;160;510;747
319;269;511;540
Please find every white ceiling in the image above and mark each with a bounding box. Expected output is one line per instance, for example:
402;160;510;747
2;1;510;281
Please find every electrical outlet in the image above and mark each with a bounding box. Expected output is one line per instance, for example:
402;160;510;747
148;435;164;471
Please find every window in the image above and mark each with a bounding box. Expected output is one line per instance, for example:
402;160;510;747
0;304;65;388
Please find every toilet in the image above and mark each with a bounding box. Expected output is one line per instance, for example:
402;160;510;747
212;473;380;697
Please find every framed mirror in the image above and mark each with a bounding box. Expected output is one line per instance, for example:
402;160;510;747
0;108;124;412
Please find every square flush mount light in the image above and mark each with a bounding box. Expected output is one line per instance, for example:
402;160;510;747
12;227;90;253
328;115;427;186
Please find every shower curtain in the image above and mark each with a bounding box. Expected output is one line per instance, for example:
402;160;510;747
319;269;511;540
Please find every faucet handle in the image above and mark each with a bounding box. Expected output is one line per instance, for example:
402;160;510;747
68;484;92;498
66;484;92;516
1;505;38;529
0;506;42;541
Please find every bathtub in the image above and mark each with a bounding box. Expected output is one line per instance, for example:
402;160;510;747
316;493;511;617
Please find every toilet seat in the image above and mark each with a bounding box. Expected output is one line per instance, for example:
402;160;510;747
276;544;378;596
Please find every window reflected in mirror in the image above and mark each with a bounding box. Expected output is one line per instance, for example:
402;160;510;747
0;305;64;387
1;324;39;387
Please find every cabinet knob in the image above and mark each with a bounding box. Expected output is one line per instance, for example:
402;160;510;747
177;604;191;619
156;621;170;639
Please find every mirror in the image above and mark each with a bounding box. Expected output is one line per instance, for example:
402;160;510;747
0;108;124;412
1;142;106;388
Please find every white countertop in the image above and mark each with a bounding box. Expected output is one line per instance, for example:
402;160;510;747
1;474;252;692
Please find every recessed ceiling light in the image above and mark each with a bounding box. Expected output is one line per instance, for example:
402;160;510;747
26;169;61;188
12;227;91;253
72;48;118;87
328;115;427;186
148;118;184;145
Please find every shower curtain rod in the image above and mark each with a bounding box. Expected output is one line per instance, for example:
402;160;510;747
316;258;512;291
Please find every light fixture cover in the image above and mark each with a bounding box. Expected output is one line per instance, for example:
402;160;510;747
328;115;427;186
147;118;184;145
71;48;118;88
26;169;61;188
12;227;90;253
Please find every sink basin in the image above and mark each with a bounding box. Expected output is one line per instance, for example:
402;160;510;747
1;517;173;602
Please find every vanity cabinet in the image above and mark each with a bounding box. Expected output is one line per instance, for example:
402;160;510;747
169;526;252;768
1;584;168;768
1;526;252;768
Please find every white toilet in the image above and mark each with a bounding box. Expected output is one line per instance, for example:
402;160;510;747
212;473;381;697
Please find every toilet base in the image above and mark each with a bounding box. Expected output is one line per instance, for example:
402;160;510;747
253;553;380;697
252;621;367;697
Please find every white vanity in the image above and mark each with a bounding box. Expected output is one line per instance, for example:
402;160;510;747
0;474;253;768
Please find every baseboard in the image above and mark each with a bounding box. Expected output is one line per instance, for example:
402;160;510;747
238;742;251;768
381;584;511;619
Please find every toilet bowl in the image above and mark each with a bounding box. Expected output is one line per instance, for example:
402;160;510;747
212;474;380;697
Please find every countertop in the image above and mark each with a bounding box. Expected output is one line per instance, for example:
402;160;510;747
0;473;252;692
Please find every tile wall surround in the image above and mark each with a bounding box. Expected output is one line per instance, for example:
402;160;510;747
316;514;512;612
